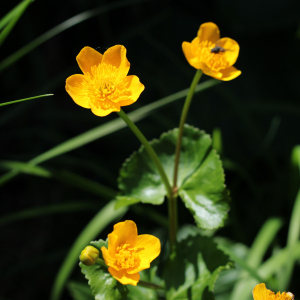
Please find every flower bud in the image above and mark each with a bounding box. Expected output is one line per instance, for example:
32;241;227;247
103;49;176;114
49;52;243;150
80;246;99;266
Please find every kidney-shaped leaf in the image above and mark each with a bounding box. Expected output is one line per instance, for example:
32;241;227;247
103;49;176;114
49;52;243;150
117;125;229;229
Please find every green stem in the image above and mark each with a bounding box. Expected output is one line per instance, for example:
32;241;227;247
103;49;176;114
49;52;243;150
117;109;176;248
95;258;108;268
138;280;164;290
173;70;203;189
117;110;172;198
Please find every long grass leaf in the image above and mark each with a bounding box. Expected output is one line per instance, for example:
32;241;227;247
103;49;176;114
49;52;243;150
0;94;53;107
0;0;33;48
0;202;99;227
217;243;264;282
280;188;300;290
50;200;127;300
0;0;32;30
247;218;283;267
0;79;218;186
0;0;150;72
230;218;283;300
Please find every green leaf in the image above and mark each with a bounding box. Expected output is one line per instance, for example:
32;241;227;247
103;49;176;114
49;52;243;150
0;94;53;107
0;0;33;48
80;262;128;300
117;125;229;229
67;281;94;300
80;238;128;300
164;229;232;300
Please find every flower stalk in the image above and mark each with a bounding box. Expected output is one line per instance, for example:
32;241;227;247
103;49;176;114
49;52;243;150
117;109;172;199
173;69;202;190
117;110;177;249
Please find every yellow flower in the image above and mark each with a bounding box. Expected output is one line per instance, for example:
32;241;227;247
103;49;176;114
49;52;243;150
182;22;241;81
66;45;145;116
253;283;294;300
101;220;161;286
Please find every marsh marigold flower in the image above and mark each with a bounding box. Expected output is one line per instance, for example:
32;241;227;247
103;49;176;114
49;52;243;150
101;220;161;286
182;22;241;81
253;283;294;300
66;45;144;116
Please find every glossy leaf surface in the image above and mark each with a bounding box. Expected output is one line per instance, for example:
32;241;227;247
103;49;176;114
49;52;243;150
117;125;229;229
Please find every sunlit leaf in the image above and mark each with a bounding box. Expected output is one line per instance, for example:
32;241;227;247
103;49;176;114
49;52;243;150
117;125;229;229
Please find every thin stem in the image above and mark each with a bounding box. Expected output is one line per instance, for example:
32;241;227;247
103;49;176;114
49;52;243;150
138;280;164;290
173;70;202;189
117;109;176;248
117;109;172;199
95;258;108;268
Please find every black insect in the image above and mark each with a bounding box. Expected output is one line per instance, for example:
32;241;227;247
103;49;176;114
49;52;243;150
210;45;226;54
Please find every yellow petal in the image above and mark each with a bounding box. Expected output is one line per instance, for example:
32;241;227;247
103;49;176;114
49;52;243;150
127;234;161;274
218;66;241;81
115;75;145;106
101;246;116;267
65;74;90;108
108;267;140;286
253;283;270;300
112;220;138;247
102;45;130;78
197;22;220;43
216;37;240;66
182;41;196;64
107;233;118;258
76;47;103;74
90;101;121;117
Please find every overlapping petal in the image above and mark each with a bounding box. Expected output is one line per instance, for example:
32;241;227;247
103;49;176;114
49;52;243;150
218;66;241;81
216;37;240;66
112;220;138;247
127;234;161;273
76;46;103;74
65;74;90;108
108;267;140;286
197;22;220;44
102;45;130;78
116;75;145;107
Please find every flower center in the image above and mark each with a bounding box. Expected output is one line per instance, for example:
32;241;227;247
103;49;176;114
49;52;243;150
115;243;139;269
195;40;229;72
99;80;116;96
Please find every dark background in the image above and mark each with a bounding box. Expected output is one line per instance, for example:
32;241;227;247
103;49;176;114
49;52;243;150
1;0;300;299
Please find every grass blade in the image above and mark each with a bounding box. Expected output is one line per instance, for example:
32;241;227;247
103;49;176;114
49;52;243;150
0;94;53;107
280;188;300;290
50;200;127;300
0;79;219;186
0;202;99;227
247;218;283;268
217;243;264;282
0;0;150;72
230;218;283;300
0;0;33;48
